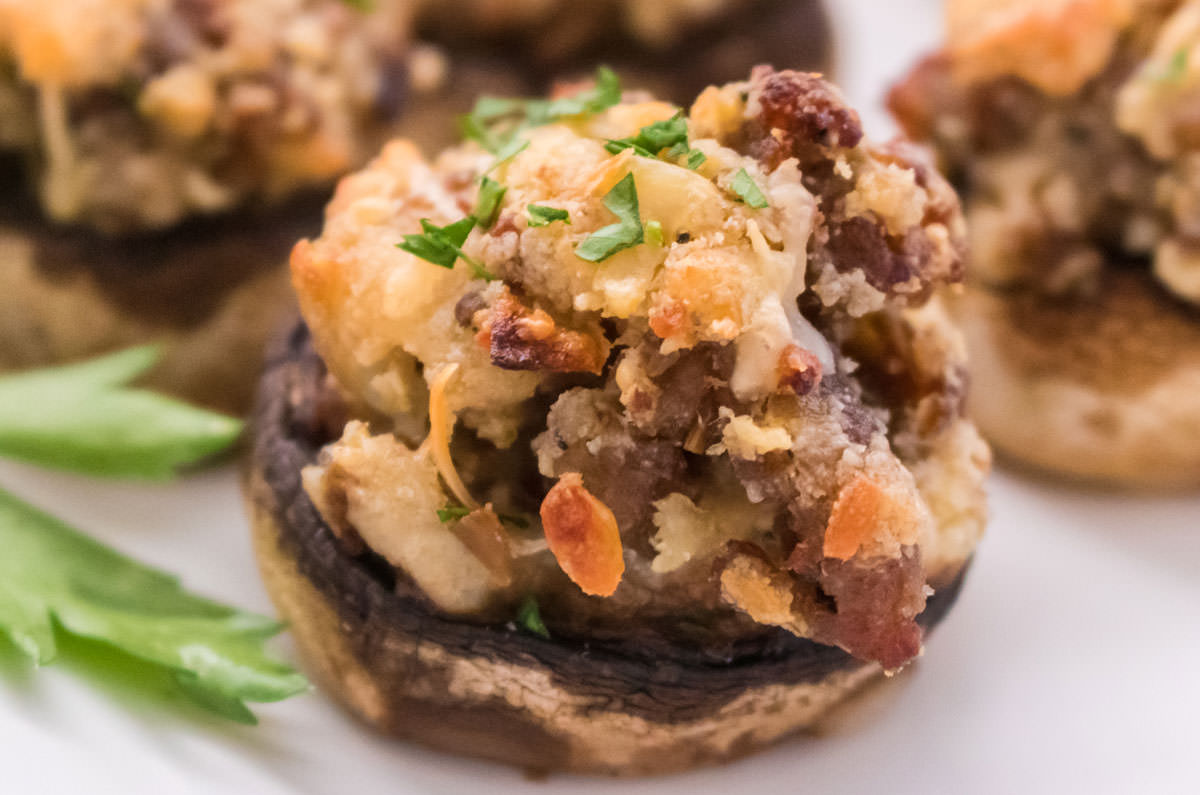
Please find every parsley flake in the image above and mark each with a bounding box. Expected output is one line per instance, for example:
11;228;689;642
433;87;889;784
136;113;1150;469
527;205;570;227
575;173;644;262
515;595;550;639
474;177;507;229
606;112;707;170
436;505;472;523
730;168;769;209
437;503;530;528
397;217;496;281
462;66;622;163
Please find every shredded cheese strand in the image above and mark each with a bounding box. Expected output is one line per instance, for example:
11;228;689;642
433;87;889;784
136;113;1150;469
425;363;479;510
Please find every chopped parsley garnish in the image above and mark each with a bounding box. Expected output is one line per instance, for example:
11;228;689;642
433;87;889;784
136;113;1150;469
575;173;644;262
606;112;706;170
474;177;507;229
436;505;472;523
515;595;550;639
397;217;496;281
436;503;530;528
535;66;622;122
730;168;769;209
673;143;708;170
340;0;372;10
645;219;664;246
527;205;570;227
462;66;622;164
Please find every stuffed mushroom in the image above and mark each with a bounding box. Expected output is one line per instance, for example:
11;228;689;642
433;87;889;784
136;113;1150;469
246;66;989;774
891;0;1200;488
0;0;521;411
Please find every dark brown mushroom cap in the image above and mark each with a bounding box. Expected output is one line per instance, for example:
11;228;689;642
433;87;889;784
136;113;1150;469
244;323;969;775
0;158;314;413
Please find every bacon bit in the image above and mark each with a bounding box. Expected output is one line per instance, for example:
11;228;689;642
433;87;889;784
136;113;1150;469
778;344;822;395
423;363;479;510
480;288;608;374
539;473;625;597
451;506;514;587
823;475;886;561
648;301;689;342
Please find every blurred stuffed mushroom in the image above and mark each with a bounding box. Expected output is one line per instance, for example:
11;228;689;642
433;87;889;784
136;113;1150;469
416;0;833;101
0;0;522;411
891;0;1200;488
246;66;989;773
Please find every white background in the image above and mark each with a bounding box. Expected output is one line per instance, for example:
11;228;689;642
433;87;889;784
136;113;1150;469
2;2;1198;792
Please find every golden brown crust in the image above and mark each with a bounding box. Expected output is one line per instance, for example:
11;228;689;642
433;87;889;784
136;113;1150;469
954;274;1200;488
944;0;1142;95
243;325;972;775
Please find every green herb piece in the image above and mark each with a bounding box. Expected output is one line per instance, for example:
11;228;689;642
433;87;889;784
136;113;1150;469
437;503;529;528
0;347;241;479
537;66;622;121
606;112;707;170
474;177;507;229
645;220;664;246
527;205;570;227
604;139;653;158
397;217;496;281
0;487;307;723
607;112;688;155
398;216;475;269
575;173;644;262
339;0;372;10
463;66;622;160
515;595;550;639
730;168;769;209
671;144;707;170
1158;46;1190;84
436;505;472;523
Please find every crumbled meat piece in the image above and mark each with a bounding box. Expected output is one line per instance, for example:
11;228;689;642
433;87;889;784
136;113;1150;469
479;288;609;373
777;344;822;396
818;550;926;672
749;66;864;155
